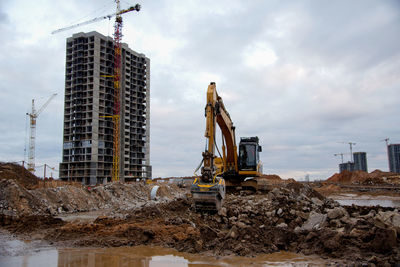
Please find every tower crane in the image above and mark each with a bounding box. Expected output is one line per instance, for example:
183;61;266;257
381;138;390;147
52;1;141;182
339;141;356;162
26;93;57;173
381;138;390;171
51;4;140;34
334;153;345;163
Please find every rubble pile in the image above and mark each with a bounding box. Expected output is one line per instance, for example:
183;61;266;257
1;165;399;265
0;178;182;217
1;181;397;265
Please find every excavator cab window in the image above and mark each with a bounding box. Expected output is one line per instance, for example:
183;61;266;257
239;143;257;170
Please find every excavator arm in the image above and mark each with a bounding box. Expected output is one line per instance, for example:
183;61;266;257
202;82;238;182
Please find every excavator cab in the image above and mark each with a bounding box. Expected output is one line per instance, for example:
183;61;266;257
238;137;262;171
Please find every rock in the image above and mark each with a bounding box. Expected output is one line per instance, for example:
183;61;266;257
311;197;323;206
375;211;400;229
228;216;237;224
327;207;347;220
301;211;327;231
296;211;309;220
276;208;283;216
340;216;358;227
218;207;227;217
195;240;203;251
238;214;248;221
276;222;287;228
294;217;302;224
349;228;365;238
329;219;342;228
236;221;247;229
266;211;273;217
271;188;281;196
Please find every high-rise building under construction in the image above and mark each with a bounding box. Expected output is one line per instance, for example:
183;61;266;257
353;152;368;172
388;144;400;173
59;31;151;185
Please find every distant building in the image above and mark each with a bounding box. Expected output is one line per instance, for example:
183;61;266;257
339;162;355;173
353;152;368;172
388;144;400;173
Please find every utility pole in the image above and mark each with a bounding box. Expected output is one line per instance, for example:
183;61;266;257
44;164;56;179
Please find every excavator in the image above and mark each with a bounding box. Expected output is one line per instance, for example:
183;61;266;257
190;82;263;211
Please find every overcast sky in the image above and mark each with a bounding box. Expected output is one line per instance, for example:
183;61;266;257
0;0;399;180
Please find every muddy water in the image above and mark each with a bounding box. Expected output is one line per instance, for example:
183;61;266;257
331;194;400;207
1;245;329;267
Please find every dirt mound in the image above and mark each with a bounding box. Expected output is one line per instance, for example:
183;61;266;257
327;170;370;183
326;169;400;185
370;169;397;178
258;174;282;180
314;184;341;194
0;163;39;189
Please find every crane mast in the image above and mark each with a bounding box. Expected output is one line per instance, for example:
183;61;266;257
26;93;57;173
112;0;123;182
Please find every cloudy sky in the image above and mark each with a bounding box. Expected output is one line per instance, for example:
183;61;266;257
0;0;399;180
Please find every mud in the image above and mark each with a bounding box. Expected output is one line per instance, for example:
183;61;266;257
1;245;334;267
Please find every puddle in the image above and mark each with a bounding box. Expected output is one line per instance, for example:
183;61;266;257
0;245;330;267
331;194;400;207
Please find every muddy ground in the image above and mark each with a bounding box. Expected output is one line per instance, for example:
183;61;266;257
1;163;400;266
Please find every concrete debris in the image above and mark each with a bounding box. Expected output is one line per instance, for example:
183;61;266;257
0;178;183;217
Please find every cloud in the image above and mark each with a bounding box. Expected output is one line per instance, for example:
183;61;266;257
0;0;399;180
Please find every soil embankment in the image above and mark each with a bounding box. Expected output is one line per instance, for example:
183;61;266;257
1;163;400;265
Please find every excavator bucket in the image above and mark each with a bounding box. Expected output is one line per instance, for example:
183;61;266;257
190;177;225;211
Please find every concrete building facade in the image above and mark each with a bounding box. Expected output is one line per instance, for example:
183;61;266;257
339;162;355;173
59;31;151;184
388;144;400;173
353;152;368;172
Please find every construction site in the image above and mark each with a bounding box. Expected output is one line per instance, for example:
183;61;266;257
1;1;400;267
0;162;400;266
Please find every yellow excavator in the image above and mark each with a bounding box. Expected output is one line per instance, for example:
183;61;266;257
191;82;263;211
